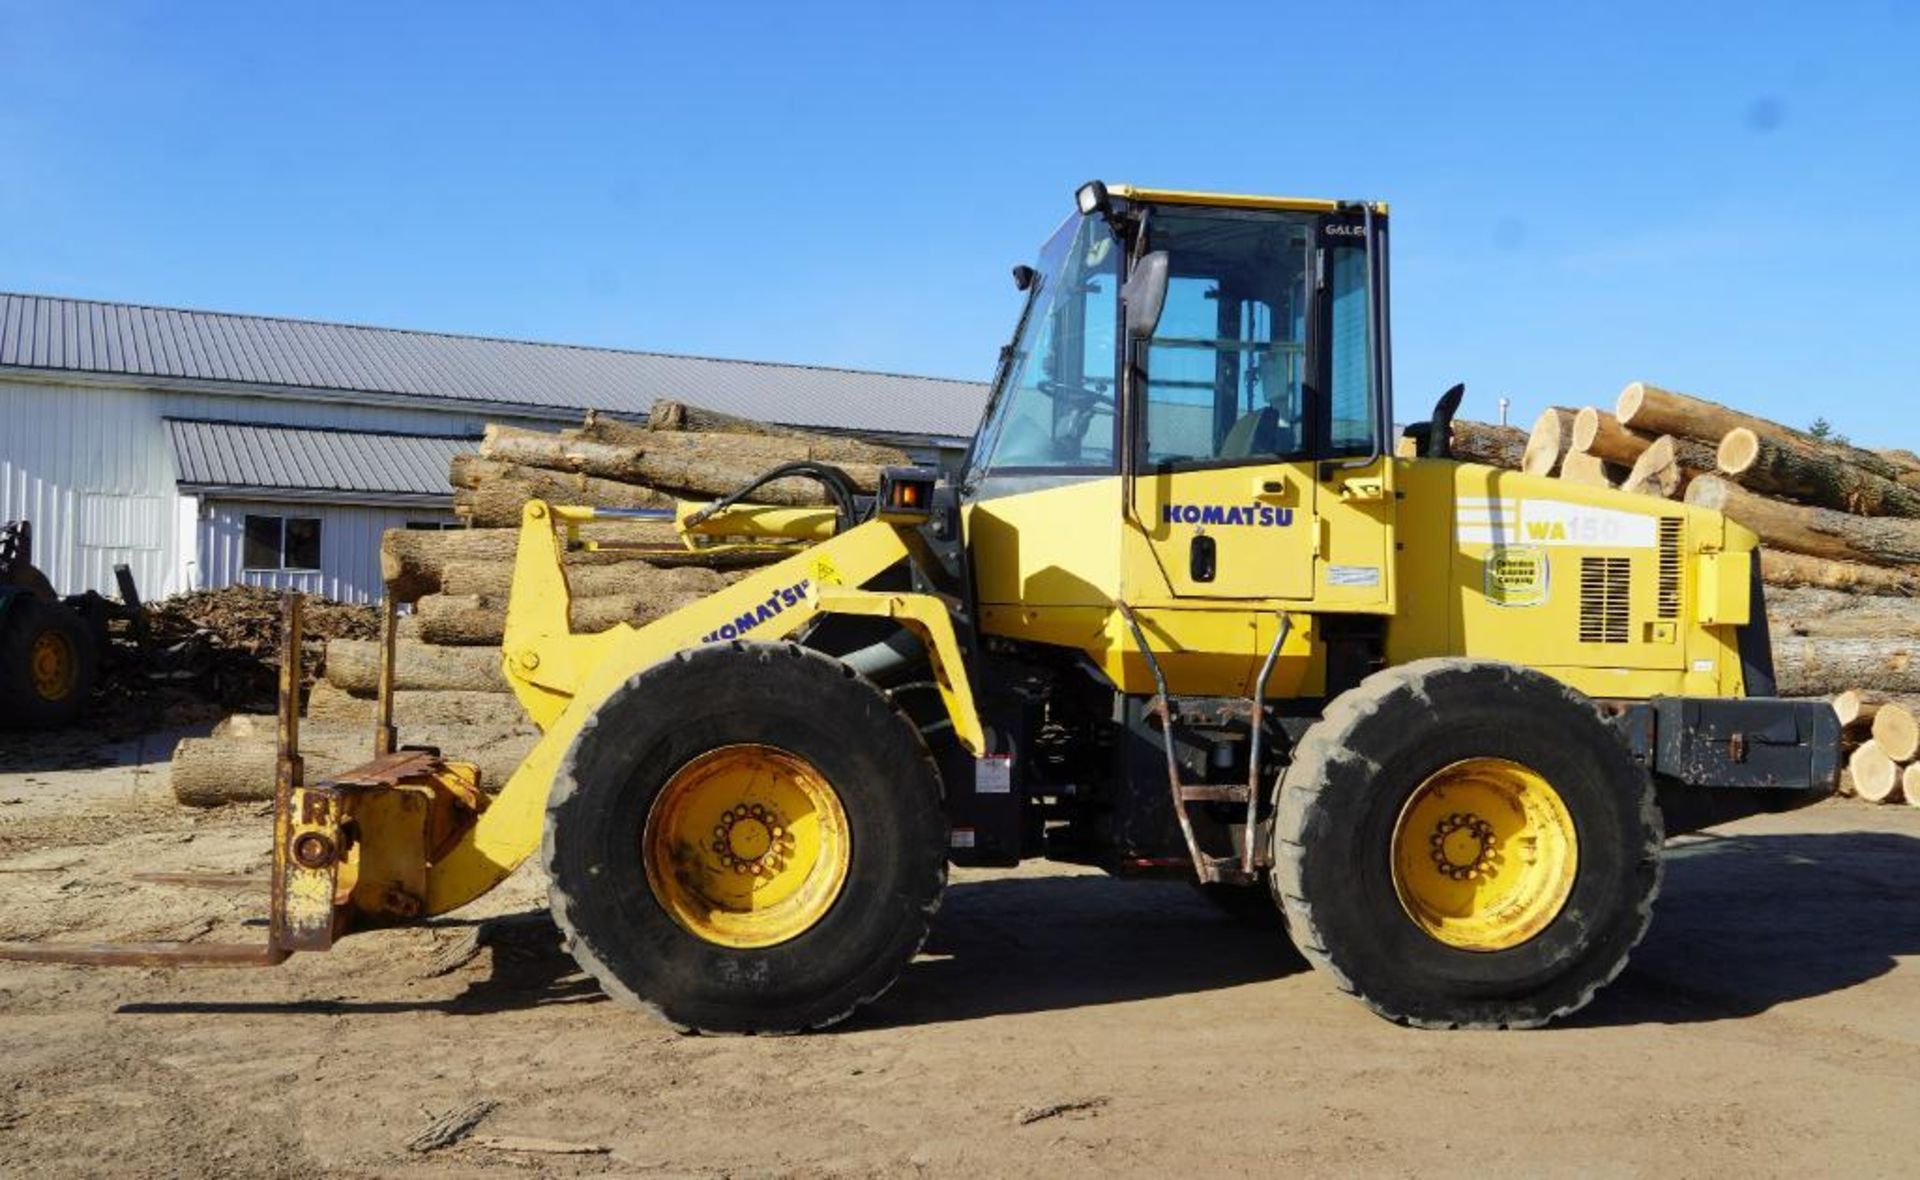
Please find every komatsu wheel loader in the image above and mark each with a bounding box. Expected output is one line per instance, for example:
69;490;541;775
0;183;1840;1031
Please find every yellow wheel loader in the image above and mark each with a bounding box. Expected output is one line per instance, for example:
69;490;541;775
0;183;1840;1031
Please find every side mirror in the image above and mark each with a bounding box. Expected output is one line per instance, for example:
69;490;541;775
1011;264;1037;292
1123;250;1170;340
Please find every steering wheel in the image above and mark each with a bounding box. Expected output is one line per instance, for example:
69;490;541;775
1036;379;1115;416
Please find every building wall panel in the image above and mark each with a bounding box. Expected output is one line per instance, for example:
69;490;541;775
0;378;186;597
198;499;456;603
0;376;498;599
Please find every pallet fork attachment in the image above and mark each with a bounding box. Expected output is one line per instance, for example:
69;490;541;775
0;594;486;969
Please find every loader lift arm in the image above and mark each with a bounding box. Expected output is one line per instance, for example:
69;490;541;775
425;493;985;916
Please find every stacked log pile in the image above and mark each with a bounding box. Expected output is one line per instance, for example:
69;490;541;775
172;402;905;806
1487;381;1919;804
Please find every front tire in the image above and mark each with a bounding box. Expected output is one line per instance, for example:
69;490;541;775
544;642;947;1033
1272;658;1661;1029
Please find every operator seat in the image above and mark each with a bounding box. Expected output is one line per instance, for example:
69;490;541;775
1219;396;1302;459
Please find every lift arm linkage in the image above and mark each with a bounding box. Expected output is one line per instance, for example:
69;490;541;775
422;499;984;916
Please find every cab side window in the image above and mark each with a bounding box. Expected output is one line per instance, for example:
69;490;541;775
1138;213;1311;467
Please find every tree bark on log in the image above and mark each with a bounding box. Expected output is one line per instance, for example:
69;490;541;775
1771;635;1920;697
381;522;683;602
449;456;675;527
1686;476;1920;566
1764;585;1920;639
606;403;909;467
1570;408;1656;466
173;725;536;806
1760;550;1919;598
1833;689;1880;739
305;682;520;730
1848;741;1900;803
1618;381;1920;483
1716;428;1920;519
1522;408;1578;476
324;639;510;694
1872;703;1920;762
437;557;731;601
413;588;715;646
1448;420;1527;469
481;424;887;501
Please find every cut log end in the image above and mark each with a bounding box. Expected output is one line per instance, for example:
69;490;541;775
1558;451;1613;489
1849;741;1900;803
1616;381;1650;427
1717;427;1761;476
1621;436;1682;498
1522;407;1576;477
1904;763;1920;809
1871;703;1920;763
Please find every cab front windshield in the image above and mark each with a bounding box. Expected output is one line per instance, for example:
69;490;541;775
969;214;1120;476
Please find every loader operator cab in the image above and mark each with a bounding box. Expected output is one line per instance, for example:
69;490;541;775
967;183;1393;487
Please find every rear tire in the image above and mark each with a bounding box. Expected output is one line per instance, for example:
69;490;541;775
0;599;98;730
544;642;948;1033
1272;658;1661;1029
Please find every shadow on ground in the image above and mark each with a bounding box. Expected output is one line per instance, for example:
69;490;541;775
1577;830;1920;1026
0;722;213;777
121;830;1920;1029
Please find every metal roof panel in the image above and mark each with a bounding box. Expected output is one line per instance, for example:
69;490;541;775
0;292;994;440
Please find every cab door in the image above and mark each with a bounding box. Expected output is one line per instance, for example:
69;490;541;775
1125;209;1393;604
1126;209;1321;600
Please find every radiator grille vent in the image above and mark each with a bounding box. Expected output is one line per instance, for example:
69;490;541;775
1579;557;1632;644
1657;518;1683;620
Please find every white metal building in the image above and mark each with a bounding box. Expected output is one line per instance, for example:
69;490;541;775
0;293;987;603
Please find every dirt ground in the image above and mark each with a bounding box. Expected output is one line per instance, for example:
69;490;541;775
1;729;1917;1178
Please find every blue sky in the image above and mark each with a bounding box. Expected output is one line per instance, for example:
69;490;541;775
2;2;1915;443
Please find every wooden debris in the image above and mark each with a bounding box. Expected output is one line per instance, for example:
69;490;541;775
1015;1097;1110;1126
406;1099;498;1153
465;1135;612;1156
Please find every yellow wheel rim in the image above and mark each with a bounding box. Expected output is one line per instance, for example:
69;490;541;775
29;630;76;702
1390;757;1578;952
642;744;851;949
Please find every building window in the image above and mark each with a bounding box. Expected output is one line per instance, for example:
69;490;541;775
243;515;323;571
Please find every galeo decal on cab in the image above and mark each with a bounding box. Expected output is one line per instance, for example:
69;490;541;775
1163;503;1294;528
700;579;812;642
